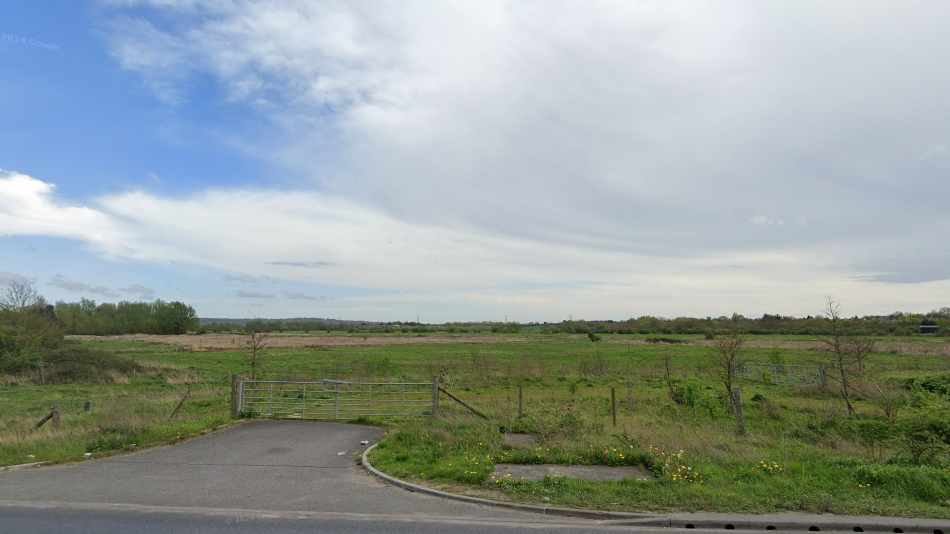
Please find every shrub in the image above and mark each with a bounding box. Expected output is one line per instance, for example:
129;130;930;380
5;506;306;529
906;374;950;397
4;347;142;384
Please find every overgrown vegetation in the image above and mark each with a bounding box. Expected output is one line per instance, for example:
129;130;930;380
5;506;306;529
2;345;143;385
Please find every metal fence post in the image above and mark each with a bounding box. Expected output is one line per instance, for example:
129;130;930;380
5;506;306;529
334;383;340;420
230;375;239;417
237;380;245;415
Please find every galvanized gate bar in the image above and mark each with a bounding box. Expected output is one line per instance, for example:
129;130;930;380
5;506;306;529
237;380;435;420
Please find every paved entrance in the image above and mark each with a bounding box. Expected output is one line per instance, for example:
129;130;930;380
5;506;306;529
0;421;532;519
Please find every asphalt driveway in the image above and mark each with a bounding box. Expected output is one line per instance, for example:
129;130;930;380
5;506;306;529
0;420;534;520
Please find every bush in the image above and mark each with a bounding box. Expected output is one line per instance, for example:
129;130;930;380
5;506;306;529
4;347;142;384
0;348;43;375
906;374;950;397
892;392;950;465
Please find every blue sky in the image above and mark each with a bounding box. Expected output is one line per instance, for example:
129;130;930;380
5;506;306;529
2;1;949;322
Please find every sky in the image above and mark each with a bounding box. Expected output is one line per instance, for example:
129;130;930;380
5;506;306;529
1;1;949;322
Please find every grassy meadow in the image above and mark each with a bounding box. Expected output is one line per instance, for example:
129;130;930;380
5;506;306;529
1;332;949;517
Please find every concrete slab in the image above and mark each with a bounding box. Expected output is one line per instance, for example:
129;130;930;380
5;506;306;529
491;463;652;482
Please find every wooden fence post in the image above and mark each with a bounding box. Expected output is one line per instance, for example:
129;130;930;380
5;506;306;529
518;384;523;416
432;376;440;418
52;405;61;431
169;393;188;420
611;388;617;427
733;388;744;433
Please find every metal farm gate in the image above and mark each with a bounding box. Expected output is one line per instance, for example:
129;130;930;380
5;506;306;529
236;379;436;420
732;361;824;388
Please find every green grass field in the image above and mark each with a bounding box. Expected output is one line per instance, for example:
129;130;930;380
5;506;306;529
2;333;948;517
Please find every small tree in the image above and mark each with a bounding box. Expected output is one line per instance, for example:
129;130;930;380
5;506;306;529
0;281;44;312
662;350;676;401
710;326;746;411
819;296;874;418
0;282;63;377
154;301;199;335
244;325;269;380
845;336;876;374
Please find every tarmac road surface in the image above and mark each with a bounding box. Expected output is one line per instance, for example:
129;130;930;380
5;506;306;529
0;420;609;533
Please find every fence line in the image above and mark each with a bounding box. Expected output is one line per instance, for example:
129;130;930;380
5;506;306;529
732;361;823;387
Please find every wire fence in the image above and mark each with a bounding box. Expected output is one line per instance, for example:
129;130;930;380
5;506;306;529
732;361;824;387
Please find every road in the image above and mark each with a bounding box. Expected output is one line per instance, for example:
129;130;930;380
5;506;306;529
0;420;638;533
4;420;944;533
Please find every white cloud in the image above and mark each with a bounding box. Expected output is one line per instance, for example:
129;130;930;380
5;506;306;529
223;274;257;283
145;171;164;185
122;283;156;299
235;290;275;298
284;291;329;301
4;168;944;319
0;271;30;286
94;2;950;261
49;274;119;297
0;169;119;244
750;214;784;226
8;2;947;319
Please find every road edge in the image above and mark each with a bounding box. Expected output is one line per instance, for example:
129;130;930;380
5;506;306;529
361;442;668;524
360;443;950;532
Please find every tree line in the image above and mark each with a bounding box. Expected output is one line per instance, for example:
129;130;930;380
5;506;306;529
54;298;199;335
552;310;950;336
0;282;199;337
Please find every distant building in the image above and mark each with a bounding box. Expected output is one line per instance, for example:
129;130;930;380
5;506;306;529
920;323;939;334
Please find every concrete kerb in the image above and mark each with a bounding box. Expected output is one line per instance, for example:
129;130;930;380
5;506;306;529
0;461;48;473
360;442;652;521
361;444;950;533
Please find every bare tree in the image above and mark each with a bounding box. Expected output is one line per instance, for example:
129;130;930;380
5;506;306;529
244;326;270;380
845;336;876;374
0;281;44;312
662;350;676;401
710;326;746;411
819;296;873;418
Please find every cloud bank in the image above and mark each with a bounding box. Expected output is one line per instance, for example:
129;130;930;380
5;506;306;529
4;2;950;319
